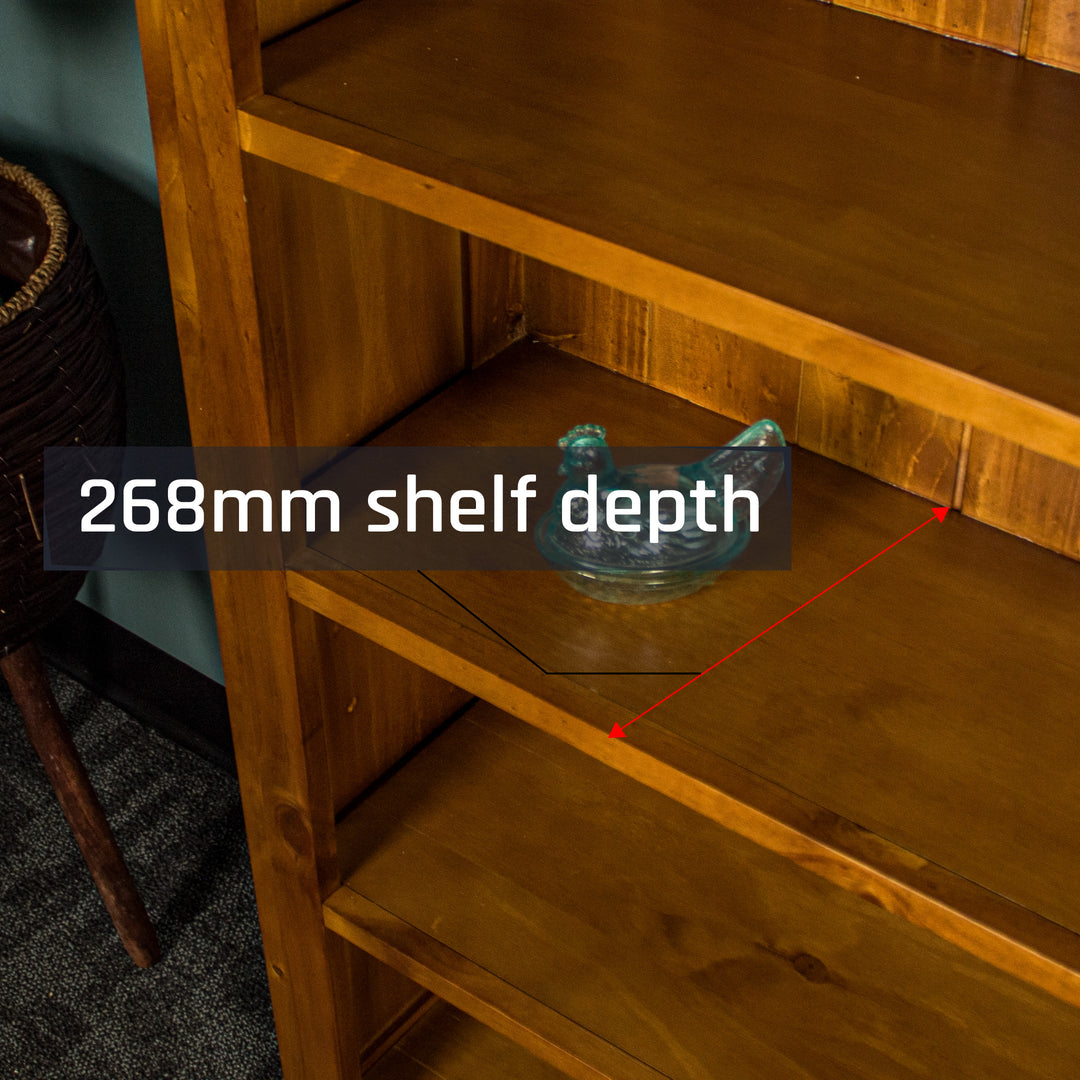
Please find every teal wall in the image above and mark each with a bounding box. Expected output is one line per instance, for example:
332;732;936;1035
1;0;224;683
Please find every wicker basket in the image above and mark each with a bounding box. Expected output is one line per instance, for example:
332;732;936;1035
0;158;125;656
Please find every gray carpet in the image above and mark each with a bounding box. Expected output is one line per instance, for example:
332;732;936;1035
0;667;282;1079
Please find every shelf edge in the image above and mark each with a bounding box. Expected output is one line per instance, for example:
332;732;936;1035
324;888;669;1080
240;96;1080;468
290;568;1080;1012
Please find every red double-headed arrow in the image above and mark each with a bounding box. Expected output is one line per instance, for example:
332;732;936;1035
609;508;949;738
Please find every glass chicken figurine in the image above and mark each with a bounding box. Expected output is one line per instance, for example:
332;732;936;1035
535;419;786;603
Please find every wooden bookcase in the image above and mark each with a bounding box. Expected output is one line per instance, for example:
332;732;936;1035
136;1;1080;1076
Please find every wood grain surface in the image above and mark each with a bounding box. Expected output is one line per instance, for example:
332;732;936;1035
1026;0;1080;72
468;239;525;367
244;156;465;470
258;0;339;43
521;259;803;435
834;0;1027;49
962;429;1080;558
647;305;803;436
367;344;1080;936
240;95;1080;467
290;607;473;816
256;0;1080;460
290;343;1080;1009
366;1002;570;1080
295;560;1080;1013
136;1;368;1073
523;257;650;376
797;363;963;501
332;703;1080;1079
514;258;973;503
138;2;1080;1075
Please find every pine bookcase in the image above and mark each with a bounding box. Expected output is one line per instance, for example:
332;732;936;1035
135;1;1080;1076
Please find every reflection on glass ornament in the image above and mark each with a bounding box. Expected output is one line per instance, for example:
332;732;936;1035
535;419;785;604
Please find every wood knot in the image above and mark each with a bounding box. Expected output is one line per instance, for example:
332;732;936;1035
275;803;313;859
791;952;831;984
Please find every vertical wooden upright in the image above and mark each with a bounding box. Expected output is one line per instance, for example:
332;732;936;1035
133;2;361;1075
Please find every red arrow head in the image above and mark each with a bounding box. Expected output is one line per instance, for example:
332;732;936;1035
608;723;628;738
932;507;949;522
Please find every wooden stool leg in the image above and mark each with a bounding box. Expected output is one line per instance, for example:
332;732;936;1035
1;642;161;967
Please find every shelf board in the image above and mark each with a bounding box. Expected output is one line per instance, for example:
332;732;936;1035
246;0;1080;463
289;342;1080;1007
328;702;1080;1080
366;1000;568;1080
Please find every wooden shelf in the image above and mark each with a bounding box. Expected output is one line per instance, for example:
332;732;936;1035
366;1001;568;1080
137;2;1080;1075
328;701;1080;1080
244;0;1080;462
290;343;1080;1007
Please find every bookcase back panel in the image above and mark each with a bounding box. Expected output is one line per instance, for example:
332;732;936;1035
255;1;1080;79
257;0;339;42
644;306;803;436
833;0;1028;50
497;251;1079;554
1026;0;1080;72
245;157;467;469
797;365;965;505
292;607;473;815
831;0;1080;76
512;254;959;497
467;239;525;367
964;431;1080;558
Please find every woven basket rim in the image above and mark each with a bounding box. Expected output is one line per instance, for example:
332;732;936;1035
0;157;69;329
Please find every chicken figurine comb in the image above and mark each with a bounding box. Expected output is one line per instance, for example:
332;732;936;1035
535;419;785;603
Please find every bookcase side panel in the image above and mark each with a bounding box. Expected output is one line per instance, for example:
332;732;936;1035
244;156;467;470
